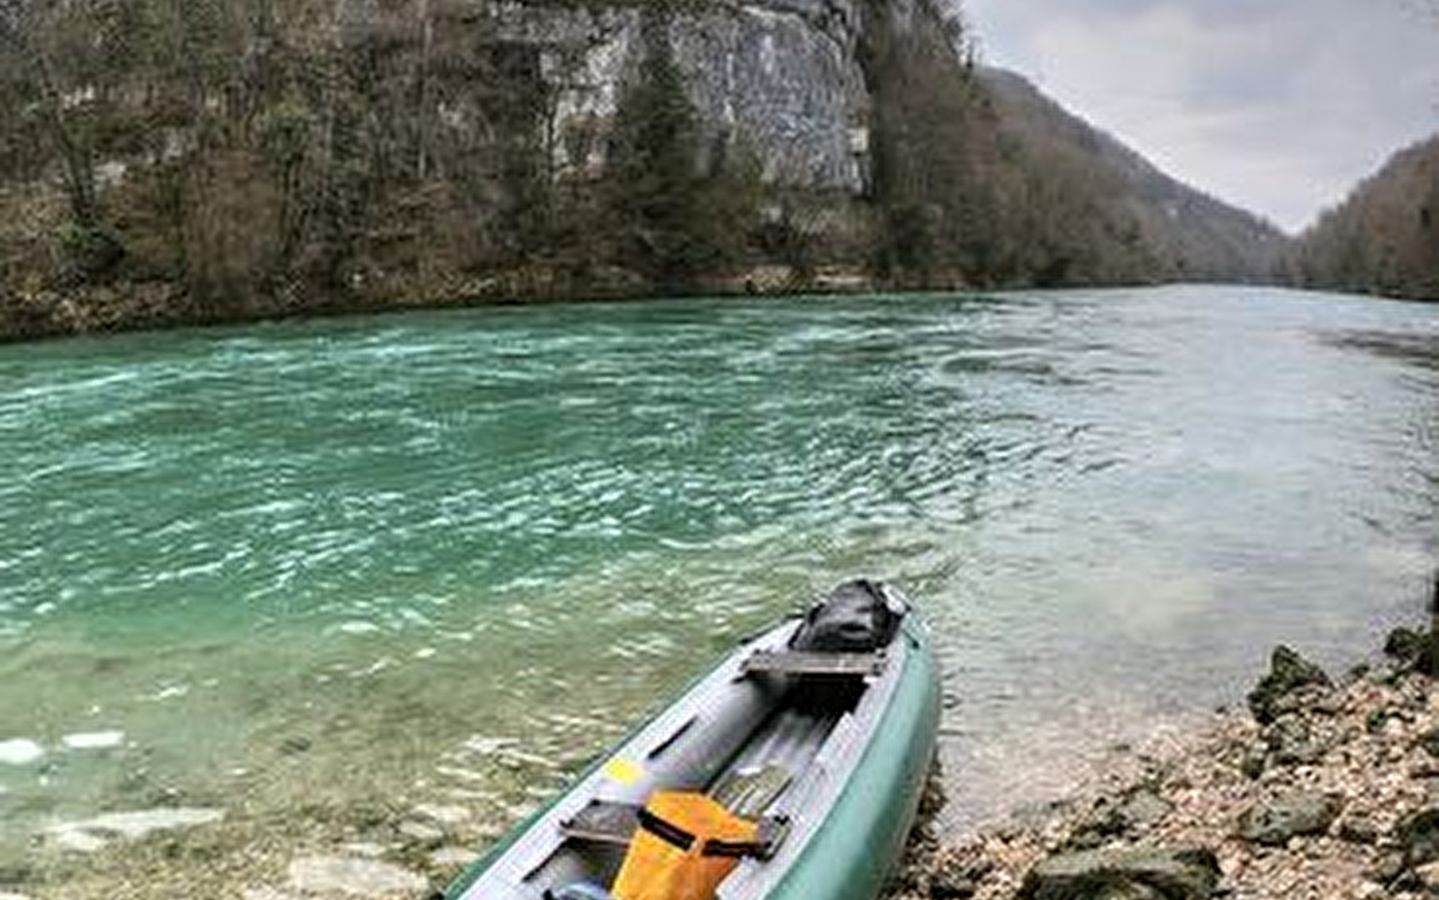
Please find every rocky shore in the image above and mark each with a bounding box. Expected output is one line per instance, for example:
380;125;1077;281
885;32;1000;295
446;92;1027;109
8;621;1439;900
888;623;1439;900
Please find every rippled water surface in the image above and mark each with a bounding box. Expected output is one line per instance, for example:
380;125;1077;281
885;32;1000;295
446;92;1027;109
1;286;1437;867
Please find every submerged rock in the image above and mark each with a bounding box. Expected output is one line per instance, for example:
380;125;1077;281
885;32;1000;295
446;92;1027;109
429;846;474;868
61;731;125;751
1018;846;1220;900
279;736;312;756
0;740;43;766
286;856;428;896
46;807;225;852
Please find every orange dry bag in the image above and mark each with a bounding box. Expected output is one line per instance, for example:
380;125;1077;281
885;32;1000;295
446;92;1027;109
610;791;759;900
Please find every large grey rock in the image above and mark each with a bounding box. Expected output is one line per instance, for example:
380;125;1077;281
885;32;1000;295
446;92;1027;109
1237;791;1340;846
1397;808;1439;867
1384;626;1431;670
1246;645;1331;725
1070;791;1174;849
1018;846;1221;900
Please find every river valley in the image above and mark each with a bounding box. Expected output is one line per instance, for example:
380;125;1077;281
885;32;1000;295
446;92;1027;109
1;285;1436;895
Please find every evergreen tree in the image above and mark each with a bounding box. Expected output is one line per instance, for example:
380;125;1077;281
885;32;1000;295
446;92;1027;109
605;4;718;293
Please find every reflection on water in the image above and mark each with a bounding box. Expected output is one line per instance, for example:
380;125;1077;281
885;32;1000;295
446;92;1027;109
0;286;1436;870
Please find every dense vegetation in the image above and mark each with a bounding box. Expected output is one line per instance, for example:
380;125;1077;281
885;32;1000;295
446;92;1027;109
0;0;1317;340
862;47;1286;289
1292;136;1439;302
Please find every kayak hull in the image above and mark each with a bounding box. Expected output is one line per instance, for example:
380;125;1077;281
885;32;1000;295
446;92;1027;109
764;613;940;900
442;583;942;900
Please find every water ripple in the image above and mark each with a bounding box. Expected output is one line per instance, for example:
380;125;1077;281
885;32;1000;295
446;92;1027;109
0;289;1436;855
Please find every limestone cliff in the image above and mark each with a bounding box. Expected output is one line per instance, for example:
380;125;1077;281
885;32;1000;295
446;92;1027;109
349;0;876;193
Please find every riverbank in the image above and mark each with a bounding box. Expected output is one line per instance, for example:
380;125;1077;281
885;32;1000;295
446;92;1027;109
8;627;1435;900
888;622;1439;900
0;264;897;344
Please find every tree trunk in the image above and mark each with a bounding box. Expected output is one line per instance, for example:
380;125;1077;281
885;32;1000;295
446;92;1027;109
28;46;99;230
1430;571;1438;679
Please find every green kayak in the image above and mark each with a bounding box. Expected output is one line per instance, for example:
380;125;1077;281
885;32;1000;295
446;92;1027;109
442;579;942;900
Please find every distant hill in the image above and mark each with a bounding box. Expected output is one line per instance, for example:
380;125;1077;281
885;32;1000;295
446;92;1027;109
1291;136;1439;301
956;67;1288;286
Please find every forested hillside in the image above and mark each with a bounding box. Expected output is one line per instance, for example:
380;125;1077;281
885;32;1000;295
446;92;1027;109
976;69;1286;285
0;0;1289;340
1292;136;1439;301
873;63;1287;288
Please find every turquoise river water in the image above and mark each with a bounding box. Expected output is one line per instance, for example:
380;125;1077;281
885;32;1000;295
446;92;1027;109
1;285;1437;878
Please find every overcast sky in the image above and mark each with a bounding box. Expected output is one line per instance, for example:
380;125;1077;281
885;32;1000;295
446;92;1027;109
961;0;1439;233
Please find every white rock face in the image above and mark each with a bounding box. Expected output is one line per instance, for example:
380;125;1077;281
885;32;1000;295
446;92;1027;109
286;856;428;896
359;0;872;193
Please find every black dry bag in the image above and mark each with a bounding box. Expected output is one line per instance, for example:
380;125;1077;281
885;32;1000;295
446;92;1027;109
792;580;898;653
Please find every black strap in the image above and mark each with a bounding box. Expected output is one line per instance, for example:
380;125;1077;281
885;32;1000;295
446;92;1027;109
701;838;764;858
636;807;696;852
636;807;769;859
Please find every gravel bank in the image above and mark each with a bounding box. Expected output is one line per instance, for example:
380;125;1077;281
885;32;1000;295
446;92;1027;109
10;624;1439;900
888;624;1439;900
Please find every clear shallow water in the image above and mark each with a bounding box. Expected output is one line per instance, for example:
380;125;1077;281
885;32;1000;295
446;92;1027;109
1;286;1437;866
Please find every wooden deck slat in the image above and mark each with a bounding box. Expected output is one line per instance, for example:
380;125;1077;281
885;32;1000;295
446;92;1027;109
740;650;886;678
